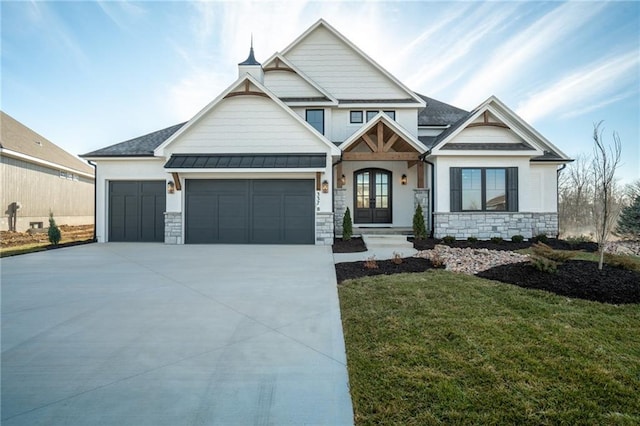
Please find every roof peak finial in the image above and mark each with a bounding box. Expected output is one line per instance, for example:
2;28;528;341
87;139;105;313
238;34;261;66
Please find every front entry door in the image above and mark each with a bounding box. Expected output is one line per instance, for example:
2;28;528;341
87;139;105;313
354;169;392;224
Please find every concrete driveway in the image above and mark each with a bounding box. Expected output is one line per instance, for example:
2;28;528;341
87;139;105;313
1;244;353;425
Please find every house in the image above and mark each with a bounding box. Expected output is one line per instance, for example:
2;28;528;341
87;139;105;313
1;111;95;232
82;19;570;245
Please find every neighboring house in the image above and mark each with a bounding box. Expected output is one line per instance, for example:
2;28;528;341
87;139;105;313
1;111;95;232
82;19;570;245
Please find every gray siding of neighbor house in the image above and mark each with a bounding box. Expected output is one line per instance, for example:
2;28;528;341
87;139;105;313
1;155;94;231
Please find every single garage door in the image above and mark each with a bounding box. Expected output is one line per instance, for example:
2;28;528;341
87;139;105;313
109;181;166;242
185;179;314;244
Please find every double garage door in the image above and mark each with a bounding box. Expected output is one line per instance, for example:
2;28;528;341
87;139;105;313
185;179;315;244
108;179;315;244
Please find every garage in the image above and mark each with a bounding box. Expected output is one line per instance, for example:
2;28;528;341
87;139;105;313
109;181;166;242
185;179;315;244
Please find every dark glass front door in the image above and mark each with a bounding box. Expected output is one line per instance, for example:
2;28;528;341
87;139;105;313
354;169;392;224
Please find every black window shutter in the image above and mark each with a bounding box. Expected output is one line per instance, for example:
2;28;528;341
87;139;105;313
450;167;462;212
507;167;518;212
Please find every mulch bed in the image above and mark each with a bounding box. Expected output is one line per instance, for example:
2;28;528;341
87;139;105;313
411;237;598;252
332;237;367;253
335;257;439;283
477;261;640;305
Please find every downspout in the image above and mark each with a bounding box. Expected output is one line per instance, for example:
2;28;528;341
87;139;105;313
88;160;98;242
556;163;567;239
419;150;435;238
332;156;343;239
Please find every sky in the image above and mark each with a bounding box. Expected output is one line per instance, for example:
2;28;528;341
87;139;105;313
2;0;639;184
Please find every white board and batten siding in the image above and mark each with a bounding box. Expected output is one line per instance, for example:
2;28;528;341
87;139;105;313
284;26;408;100
165;96;330;155
446;126;529;146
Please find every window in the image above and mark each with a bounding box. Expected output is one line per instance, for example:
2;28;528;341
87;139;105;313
350;111;363;124
450;167;518;212
366;111;378;122
305;109;324;134
383;110;396;120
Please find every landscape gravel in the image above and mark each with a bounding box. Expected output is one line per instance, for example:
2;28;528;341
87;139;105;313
415;244;530;275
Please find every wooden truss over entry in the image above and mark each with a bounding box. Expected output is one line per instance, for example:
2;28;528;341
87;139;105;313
340;120;424;188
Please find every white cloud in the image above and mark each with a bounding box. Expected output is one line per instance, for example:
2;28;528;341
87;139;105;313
516;51;639;123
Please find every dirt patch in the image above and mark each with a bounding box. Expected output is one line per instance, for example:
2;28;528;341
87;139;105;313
1;225;94;248
477;261;640;305
332;237;367;253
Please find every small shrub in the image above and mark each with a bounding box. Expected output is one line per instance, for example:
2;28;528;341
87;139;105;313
48;212;61;246
467;236;478;243
430;253;445;268
342;207;353;241
364;256;378;269
530;255;559;273
604;253;640;272
442;235;456;244
531;242;574;262
412;204;427;240
490;236;504;244
565;235;592;246
511;235;524;243
534;233;549;244
392;252;403;265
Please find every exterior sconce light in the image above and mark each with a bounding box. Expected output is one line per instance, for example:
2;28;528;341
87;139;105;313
401;174;408;185
321;180;329;193
167;181;175;194
340;174;346;186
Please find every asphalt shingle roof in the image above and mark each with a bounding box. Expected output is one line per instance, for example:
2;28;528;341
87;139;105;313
416;93;469;126
82;122;186;157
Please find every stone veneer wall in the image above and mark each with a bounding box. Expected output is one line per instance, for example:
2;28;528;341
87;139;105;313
164;212;182;244
434;212;558;240
333;188;347;236
413;189;430;234
316;212;334;245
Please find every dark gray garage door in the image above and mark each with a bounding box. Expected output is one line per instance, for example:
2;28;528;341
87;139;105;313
185;179;314;244
109;181;165;242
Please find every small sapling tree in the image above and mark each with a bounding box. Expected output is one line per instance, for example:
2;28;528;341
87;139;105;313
591;121;622;270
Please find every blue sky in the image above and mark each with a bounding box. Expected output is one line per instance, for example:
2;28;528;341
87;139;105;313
2;1;639;183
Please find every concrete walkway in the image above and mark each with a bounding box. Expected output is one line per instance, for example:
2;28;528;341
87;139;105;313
333;234;418;263
1;244;353;426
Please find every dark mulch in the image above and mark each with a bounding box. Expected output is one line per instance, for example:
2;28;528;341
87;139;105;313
477;260;640;304
332;237;367;253
411;238;598;252
335;257;439;283
1;239;95;258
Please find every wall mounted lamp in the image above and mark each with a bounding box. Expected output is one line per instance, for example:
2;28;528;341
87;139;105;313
340;174;346;186
167;181;175;194
321;180;329;193
401;174;408;185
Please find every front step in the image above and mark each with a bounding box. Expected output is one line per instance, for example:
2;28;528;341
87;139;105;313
353;227;412;236
362;234;413;247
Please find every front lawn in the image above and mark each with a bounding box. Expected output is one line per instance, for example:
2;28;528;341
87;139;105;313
339;270;640;425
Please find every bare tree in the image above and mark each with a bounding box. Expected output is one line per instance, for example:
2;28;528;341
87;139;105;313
591;121;622;270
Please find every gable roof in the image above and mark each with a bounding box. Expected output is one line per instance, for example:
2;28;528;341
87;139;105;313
339;112;427;154
416;93;469;126
1;111;94;176
427;96;571;161
154;73;341;157
82;122;186;158
278;19;425;106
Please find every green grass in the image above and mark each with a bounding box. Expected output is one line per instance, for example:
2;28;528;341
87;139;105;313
339;270;640;425
517;248;640;271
